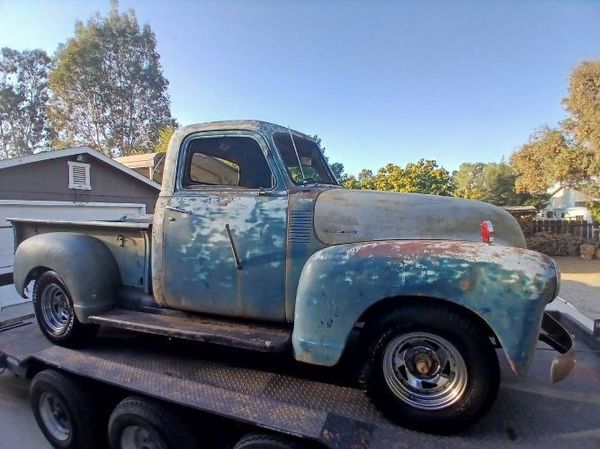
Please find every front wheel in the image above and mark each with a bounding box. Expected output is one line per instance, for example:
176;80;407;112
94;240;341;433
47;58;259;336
361;304;499;434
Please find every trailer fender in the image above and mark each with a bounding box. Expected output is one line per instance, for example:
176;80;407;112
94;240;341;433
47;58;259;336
292;240;558;375
13;232;121;322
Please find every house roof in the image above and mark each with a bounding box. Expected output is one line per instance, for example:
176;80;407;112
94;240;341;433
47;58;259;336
0;146;161;190
503;206;538;212
115;152;163;169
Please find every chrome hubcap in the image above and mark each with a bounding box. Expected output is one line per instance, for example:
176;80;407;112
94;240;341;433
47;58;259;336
121;425;163;449
39;392;71;441
382;332;468;410
40;283;71;336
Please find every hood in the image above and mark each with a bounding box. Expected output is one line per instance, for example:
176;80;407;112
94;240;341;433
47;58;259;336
313;189;526;248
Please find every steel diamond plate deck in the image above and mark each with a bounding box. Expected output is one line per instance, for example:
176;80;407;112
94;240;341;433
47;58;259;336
1;318;600;449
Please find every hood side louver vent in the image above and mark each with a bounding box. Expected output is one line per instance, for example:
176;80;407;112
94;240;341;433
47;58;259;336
289;209;312;244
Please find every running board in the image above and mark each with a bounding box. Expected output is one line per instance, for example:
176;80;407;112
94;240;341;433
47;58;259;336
88;308;291;353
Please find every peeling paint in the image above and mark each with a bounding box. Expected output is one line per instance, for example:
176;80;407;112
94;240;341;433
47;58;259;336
292;239;558;373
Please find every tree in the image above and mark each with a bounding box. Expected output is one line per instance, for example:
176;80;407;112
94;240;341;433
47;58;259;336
49;2;174;157
452;162;487;200
0;48;53;159
511;60;600;199
453;161;548;207
347;159;455;195
510;127;596;195
312;134;347;182
343;169;374;189
152;124;176;153
563;60;600;156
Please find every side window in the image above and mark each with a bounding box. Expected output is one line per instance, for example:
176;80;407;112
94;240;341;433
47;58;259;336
183;136;273;189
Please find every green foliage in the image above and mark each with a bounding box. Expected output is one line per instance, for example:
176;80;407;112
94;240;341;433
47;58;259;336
589;201;600;222
347;160;455;196
0;48;53;158
329;162;346;182
49;2;174;156
152;124;176;153
454;161;549;208
512;60;600;198
312;134;347;182
510;127;596;195
563;60;600;156
453;162;486;200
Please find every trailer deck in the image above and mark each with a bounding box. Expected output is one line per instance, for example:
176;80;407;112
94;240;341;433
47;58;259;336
1;314;599;449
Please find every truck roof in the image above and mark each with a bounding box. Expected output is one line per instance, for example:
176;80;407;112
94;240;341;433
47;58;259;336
176;120;315;141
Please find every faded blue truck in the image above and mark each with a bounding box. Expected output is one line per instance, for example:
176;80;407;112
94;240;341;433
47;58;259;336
10;120;574;433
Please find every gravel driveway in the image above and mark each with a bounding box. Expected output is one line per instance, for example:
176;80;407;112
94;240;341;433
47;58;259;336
554;256;600;320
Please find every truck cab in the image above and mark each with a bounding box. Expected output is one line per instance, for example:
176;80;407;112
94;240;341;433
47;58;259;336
153;121;338;322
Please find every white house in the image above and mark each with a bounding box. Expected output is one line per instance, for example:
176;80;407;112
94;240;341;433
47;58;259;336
541;184;595;222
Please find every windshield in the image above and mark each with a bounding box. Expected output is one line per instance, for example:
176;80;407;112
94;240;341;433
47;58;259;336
273;133;338;185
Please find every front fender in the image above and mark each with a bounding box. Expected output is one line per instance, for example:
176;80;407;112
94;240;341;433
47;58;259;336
292;240;558;375
14;232;121;321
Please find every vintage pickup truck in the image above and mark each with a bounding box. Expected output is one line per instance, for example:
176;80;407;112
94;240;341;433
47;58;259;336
10;120;574;433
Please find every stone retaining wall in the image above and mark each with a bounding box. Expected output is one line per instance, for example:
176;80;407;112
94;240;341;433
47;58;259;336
526;232;599;259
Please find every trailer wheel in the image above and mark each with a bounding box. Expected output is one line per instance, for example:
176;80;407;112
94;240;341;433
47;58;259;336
33;271;98;346
361;304;499;434
108;396;197;449
30;369;98;449
234;433;303;449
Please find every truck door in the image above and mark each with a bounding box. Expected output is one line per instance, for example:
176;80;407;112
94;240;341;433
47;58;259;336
162;133;288;322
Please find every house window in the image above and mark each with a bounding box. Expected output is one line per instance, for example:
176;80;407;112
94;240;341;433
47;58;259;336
574;201;587;207
68;161;91;190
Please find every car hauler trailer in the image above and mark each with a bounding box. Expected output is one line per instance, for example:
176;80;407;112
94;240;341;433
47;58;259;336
0;311;599;449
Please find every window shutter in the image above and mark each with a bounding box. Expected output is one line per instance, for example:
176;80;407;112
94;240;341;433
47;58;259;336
68;161;91;190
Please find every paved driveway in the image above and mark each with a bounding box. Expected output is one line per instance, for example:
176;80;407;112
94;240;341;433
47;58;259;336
0;371;51;449
554;256;600;321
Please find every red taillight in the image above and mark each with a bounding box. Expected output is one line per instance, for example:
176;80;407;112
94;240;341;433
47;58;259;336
480;220;494;244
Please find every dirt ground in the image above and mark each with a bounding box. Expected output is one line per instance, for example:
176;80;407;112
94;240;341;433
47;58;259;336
554;256;600;320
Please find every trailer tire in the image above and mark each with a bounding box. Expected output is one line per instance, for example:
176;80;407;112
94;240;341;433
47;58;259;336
108;396;197;449
30;369;98;449
33;271;98;347
361;304;499;434
234;433;304;449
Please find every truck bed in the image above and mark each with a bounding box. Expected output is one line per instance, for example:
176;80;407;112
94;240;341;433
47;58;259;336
1;314;599;449
9;217;152;293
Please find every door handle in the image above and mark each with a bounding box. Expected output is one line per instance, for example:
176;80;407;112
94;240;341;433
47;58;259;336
166;205;189;215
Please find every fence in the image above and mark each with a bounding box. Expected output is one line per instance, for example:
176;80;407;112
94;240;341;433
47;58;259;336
522;219;600;241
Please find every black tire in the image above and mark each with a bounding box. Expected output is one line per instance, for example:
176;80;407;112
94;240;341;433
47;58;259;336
360;304;499;434
108;396;197;449
33;270;98;347
234;433;304;449
30;369;99;449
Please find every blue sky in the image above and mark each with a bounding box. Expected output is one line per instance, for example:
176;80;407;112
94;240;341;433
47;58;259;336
1;0;599;176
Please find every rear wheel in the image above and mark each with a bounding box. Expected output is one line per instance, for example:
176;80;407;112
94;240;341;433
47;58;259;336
108;396;197;449
234;433;304;449
361;304;499;434
33;271;98;346
30;369;98;449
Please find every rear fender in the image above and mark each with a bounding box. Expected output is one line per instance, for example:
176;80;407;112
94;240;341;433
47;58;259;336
13;232;121;321
292;240;558;375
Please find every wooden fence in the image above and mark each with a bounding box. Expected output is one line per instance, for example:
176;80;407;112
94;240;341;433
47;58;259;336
522;219;600;241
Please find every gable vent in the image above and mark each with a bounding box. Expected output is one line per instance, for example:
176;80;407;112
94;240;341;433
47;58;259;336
68;161;91;190
289;209;313;244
